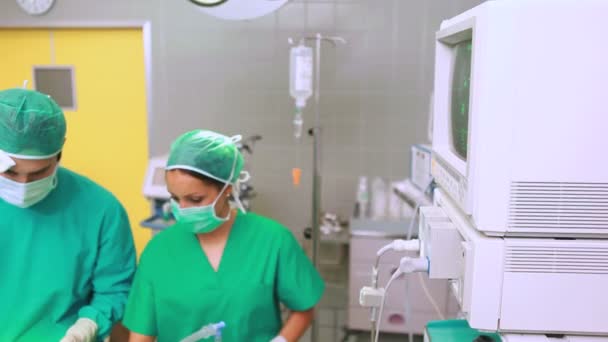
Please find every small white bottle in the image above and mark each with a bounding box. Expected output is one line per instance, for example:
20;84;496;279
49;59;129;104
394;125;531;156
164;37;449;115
371;177;386;220
356;176;369;219
388;182;402;220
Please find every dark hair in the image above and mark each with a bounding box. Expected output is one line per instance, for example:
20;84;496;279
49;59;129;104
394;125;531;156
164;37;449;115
179;169;225;191
57;152;62;162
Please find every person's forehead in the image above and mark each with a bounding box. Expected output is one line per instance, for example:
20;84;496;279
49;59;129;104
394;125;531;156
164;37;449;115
9;157;55;172
167;170;218;190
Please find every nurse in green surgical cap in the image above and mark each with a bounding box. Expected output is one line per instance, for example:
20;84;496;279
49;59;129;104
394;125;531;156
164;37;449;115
0;88;136;342
123;129;325;342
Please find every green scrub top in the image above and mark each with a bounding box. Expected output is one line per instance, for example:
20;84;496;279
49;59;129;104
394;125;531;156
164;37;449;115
123;211;325;342
0;167;136;342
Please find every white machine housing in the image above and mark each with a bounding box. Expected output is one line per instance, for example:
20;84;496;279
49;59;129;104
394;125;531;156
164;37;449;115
431;0;608;237
419;190;608;336
143;155;170;199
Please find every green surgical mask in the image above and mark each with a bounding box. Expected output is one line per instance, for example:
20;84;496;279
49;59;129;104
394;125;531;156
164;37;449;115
171;183;231;234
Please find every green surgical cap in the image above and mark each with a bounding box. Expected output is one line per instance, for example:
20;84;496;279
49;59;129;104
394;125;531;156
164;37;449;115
166;129;244;184
0;88;66;158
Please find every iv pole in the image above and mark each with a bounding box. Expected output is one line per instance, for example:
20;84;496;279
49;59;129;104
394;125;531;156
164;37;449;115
289;33;346;342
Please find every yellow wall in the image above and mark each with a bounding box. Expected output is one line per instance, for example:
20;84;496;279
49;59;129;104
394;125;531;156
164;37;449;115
0;30;51;85
0;28;151;255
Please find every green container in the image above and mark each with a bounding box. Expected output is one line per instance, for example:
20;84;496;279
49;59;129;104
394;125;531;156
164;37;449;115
425;320;502;342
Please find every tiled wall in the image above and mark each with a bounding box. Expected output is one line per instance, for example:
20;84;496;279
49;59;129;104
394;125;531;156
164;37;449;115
203;0;486;235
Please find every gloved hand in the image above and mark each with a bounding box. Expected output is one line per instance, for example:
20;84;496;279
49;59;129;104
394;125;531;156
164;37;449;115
270;336;287;342
59;318;98;342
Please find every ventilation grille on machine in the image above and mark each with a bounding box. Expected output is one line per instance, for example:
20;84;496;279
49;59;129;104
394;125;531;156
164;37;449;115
509;182;608;233
505;244;608;274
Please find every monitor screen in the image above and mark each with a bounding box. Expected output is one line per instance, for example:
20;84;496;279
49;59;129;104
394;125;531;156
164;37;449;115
450;40;472;161
152;167;166;186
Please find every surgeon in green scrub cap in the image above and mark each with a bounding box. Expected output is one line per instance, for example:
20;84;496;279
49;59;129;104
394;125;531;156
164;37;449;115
0;88;136;342
123;129;325;342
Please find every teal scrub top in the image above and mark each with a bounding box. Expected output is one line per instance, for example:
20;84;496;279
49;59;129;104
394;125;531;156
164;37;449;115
123;212;325;342
0;167;136;342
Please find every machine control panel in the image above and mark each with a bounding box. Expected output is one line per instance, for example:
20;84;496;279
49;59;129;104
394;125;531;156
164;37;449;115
431;154;468;213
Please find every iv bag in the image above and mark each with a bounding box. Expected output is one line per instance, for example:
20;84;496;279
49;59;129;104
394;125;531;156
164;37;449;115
289;43;313;109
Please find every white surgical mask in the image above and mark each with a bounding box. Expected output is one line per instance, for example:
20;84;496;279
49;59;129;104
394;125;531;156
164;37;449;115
0;169;58;208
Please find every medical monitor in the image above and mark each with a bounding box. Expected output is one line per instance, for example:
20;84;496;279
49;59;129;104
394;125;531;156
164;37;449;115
431;0;608;237
143;156;170;199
